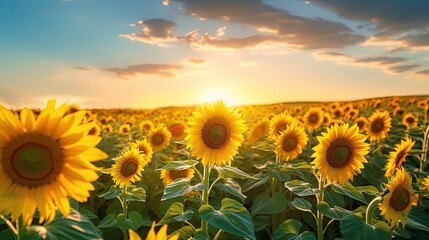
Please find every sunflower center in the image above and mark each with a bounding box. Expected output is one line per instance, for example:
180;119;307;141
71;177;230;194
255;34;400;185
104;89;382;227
390;187;410;211
309;113;319;124
152;134;164;146
282;136;298;151
202;117;230;149
395;151;406;169
120;159;138;177
327;139;353;168
406;117;415;125
371;120;384;133
357;120;365;129
3;133;63;187
169;170;187;180
275;123;287;136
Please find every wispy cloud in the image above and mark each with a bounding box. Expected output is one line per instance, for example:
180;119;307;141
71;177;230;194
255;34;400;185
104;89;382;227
105;63;183;79
73;66;95;71
415;68;429;77
181;57;208;66
388;64;420;74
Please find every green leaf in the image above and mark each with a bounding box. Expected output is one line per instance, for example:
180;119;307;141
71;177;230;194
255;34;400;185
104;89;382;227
317;202;353;220
273;219;316;240
214;178;246;202
340;214;391;240
285;180;319;197
406;208;429;232
161;160;199;170
69;198;79;210
331;182;368;204
80;209;98;220
162;178;208;201
20;209;102;240
116;211;145;231
291;198;313;213
242;174;270;192
97;214;116;228
199;198;256;240
123;186;146;202
0;230;15;240
251;191;287;216
355;185;379;196
253;215;270;232
99;185;121;200
213;165;256;179
158;202;194;225
171;226;196;240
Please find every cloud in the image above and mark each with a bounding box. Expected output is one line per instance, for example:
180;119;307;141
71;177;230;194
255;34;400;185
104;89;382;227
356;56;406;65
105;63;183;79
119;18;181;46
171;0;366;50
415;68;429;77
73;66;95;71
181;57;208;66
387;64;420;73
312;0;429;49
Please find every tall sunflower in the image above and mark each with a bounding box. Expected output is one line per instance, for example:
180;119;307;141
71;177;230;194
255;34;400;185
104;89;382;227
402;113;418;129
186;100;247;166
110;147;148;187
160;168;195;185
246;120;269;144
311;123;370;184
0;100;108;225
380;168;416;228
148;126;172;152
275;124;308;161
384;138;415;177
355;116;368;133
268;113;297;139
304;107;324;131
130;139;154;163
367;110;392;142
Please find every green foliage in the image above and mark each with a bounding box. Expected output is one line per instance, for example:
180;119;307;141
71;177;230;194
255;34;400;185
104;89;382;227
158;202;194;225
273;219;316;240
340;215;391;240
251;192;288;216
162;178;208;201
285;180;320;197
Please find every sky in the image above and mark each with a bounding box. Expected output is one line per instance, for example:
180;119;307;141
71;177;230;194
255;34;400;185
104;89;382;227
1;0;429;109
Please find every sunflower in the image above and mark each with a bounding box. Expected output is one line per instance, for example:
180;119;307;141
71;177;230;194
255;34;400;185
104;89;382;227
66;102;81;115
322;112;332;126
268;113;298;139
140;120;154;134
303;107;324;130
103;124;113;133
130;139;153;163
422;176;429;194
380;168;416;228
275;124;308;161
110;147;148;187
148;125;172;152
367;110;392;142
130;221;179;240
402;113;418;129
355;116;368;133
168;122;187;141
119;123;131;134
311;123;370;184
160;168;195;185
246;120;269;144
186;100;247;166
0;100;108;225
88;123;101;136
384;138;415;177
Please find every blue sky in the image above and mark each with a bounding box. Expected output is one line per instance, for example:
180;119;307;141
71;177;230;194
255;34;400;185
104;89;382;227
1;0;429;109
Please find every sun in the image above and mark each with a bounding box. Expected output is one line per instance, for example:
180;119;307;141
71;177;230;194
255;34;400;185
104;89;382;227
199;88;239;106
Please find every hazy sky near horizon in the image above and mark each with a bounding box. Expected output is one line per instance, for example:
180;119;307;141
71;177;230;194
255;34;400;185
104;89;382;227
1;0;429;109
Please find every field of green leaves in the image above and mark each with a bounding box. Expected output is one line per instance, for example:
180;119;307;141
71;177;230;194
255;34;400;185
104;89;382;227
1;96;429;240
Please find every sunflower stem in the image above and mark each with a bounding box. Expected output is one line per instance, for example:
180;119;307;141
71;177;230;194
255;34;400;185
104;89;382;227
0;215;18;237
201;164;211;236
271;155;280;233
365;196;382;225
420;124;429;172
213;229;223;240
317;179;325;240
122;185;129;240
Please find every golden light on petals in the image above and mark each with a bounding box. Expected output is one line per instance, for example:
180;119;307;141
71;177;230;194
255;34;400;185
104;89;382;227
384;137;415;177
0;100;108;225
148;126;172;152
185;100;247;166
275;124;308;161
246;120;269;144
304;107;324;130
311;123;370;184
110;147;148;187
268;113;298;139
367;110;391;142
160;168;195;186
402;113;418;129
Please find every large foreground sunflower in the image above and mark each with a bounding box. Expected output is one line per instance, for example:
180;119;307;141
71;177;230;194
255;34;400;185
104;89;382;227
0;100;108;225
384;138;415;177
367;110;392;142
186;100;247;166
380;168;416;228
275;124;308;161
110;147;148;187
311;123;370;184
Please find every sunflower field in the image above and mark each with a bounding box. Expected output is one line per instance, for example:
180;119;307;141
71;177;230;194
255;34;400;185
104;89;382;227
1;96;429;240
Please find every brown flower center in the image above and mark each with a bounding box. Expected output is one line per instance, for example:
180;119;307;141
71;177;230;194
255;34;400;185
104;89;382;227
274;122;287;136
282;136;298;152
169;169;188;180
326;139;353;168
390;187;410;211
3;133;63;187
202;117;230;149
152;134;165;146
120;159;138;177
406;117;415;125
309;113;319;124
394;151;407;169
371;119;384;133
